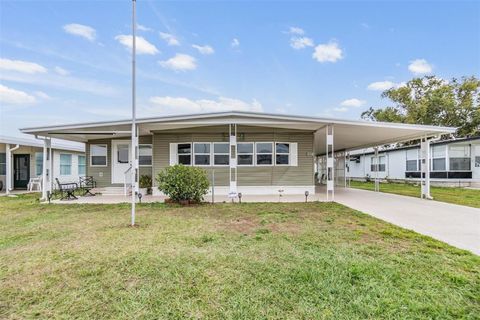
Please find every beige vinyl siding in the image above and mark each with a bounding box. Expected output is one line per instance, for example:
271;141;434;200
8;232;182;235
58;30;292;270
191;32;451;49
152;125;314;188
86;136;152;187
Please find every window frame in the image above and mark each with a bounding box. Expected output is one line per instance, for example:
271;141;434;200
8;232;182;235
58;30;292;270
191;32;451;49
431;145;446;171
60;153;72;176
177;142;192;166
0;153;6;175
275;142;290;166
35;152;43;176
449;145;471;171
139;144;153;167
193;142;211;166
237;142;255;167
213;142;230;167
90;144;108;167
255;142;274;166
78;155;86;176
405;149;418;172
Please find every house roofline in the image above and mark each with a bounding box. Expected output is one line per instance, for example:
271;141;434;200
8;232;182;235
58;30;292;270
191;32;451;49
20;110;457;134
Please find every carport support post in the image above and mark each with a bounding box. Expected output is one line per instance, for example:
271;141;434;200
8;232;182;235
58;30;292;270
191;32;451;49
326;125;334;201
41;139;49;200
374;147;379;192
420;137;431;199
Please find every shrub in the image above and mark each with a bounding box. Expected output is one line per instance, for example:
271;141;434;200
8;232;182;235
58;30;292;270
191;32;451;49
156;165;209;203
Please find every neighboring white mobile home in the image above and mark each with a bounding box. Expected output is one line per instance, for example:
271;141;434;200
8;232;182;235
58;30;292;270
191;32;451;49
347;137;480;187
0;136;85;194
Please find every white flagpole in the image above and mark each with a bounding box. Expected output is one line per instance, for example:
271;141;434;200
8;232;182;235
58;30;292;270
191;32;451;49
131;0;137;226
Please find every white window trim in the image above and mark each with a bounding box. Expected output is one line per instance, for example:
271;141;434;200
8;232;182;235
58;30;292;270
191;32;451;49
35;152;43;176
193;142;211;167
139;144;153;167
237;142;255;167
255;142;274;166
90;144;108;167
78;155;86;175
431;145;446;172
275;142;290;166
213;142;230;167
177;142;192;166
405;149;418;172
60;153;72;176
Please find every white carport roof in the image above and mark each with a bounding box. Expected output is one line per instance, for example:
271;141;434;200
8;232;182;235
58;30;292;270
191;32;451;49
20;111;456;156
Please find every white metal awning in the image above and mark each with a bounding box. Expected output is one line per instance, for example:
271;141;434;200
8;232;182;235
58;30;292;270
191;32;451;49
20;111;456;154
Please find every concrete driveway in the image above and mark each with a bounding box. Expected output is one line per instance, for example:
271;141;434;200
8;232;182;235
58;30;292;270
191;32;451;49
334;188;480;255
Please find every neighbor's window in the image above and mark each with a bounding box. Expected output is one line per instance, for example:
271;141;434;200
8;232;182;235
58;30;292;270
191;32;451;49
60;154;72;175
237;142;254;166
406;149;418;171
35;152;43;176
276;143;290;165
78;155;86;175
139;144;152;166
0;153;6;175
449;145;471;171
213;143;229;166
256;142;273;165
90;144;107;166
370;156;385;172
177;143;192;165
194;143;210;166
432;145;446;171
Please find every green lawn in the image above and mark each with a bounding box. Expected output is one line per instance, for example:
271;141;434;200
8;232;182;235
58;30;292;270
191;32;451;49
350;180;480;208
1;194;479;319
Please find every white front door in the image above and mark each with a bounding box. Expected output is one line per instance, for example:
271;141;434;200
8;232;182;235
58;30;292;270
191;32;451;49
112;140;131;184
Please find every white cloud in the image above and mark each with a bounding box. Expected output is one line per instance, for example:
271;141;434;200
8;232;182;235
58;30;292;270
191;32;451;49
159;32;180;46
367;81;397;91
0;84;36;105
290;37;314;49
340;98;366;108
63;23;96;41
361;22;370;29
231;38;240;48
137;24;152;32
159;54;197;71
148;96;263;114
115;35;159;55
288;27;304;35
192;44;214;55
54;66;69;76
313;41;343;63
0;58;47;74
408;59;433;75
34;91;51;99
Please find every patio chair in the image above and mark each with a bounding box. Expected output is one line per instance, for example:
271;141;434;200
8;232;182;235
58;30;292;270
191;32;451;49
28;177;42;191
55;178;78;200
79;176;96;196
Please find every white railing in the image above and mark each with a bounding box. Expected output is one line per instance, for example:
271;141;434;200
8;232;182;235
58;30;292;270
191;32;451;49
124;165;132;196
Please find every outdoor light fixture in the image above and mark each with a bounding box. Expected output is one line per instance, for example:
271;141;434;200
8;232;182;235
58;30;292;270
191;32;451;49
138;192;142;203
238;192;242;203
305;190;309;202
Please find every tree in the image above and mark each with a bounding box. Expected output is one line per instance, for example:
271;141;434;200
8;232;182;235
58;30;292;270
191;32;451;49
361;76;480;137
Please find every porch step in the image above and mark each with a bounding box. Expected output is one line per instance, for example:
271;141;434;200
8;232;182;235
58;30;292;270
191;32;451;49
92;187;131;196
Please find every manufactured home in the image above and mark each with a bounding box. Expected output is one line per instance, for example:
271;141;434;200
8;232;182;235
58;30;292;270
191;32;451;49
0;135;85;194
20;111;455;200
347;137;480;187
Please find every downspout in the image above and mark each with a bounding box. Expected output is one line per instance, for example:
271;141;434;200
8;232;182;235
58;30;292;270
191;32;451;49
6;144;20;194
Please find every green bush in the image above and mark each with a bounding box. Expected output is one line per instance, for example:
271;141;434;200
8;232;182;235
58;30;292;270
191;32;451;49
156;165;210;203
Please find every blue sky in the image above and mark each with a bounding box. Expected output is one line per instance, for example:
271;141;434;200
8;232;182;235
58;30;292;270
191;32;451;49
1;0;479;138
